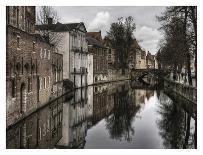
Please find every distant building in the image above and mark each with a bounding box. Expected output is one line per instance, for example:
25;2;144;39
86;31;108;84
146;51;155;69
6;6;64;128
128;39;146;69
103;36;116;68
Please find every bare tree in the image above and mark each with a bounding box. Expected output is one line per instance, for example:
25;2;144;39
37;6;59;25
157;6;197;86
36;6;63;47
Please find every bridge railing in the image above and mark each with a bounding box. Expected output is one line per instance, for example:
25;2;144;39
164;78;197;104
130;68;166;80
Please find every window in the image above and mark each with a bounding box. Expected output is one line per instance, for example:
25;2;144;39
11;79;16;98
40;48;43;58
16;7;19;28
44;49;46;58
13;6;16;17
43;77;46;89
33;41;36;53
39;127;42;141
28;77;32;92
47;118;50;132
17;36;20;48
48;50;50;60
47;76;50;87
39;77;42;90
109;49;111;54
55;70;58;82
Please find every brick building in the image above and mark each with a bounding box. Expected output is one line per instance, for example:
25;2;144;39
146;51;155;69
103;36;116;68
128;39;146;69
86;31;108;83
6;6;64;127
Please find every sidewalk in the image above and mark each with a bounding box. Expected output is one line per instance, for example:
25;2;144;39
169;73;196;87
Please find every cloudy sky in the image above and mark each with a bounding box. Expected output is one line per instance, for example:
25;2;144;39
37;6;166;54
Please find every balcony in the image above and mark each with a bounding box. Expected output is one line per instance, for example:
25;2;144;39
72;67;88;74
72;46;88;54
71;46;80;53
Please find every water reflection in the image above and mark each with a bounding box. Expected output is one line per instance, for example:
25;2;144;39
157;93;196;149
6;78;197;149
6;98;63;149
105;84;139;142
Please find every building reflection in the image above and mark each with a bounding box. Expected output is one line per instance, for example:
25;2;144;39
7;80;196;149
6;97;63;149
57;87;88;148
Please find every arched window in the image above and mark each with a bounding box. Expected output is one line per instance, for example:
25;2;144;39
20;83;26;114
43;77;46;89
24;63;30;73
28;77;32;92
11;78;16;98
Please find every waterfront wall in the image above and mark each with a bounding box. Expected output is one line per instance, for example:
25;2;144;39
164;78;197;104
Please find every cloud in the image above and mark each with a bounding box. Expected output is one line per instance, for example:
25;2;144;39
88;11;110;31
61;17;81;23
134;25;163;54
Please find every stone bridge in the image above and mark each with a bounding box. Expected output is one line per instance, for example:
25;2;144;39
130;79;163;90
130;68;165;80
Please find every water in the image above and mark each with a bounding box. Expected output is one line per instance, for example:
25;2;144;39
6;79;197;149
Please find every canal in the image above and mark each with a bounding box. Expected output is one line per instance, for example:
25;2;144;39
6;77;197;149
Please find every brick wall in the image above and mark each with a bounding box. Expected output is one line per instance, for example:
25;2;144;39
6;25;61;127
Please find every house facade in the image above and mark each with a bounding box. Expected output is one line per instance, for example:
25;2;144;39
36;22;92;88
146;51;155;69
86;31;108;84
128;39;146;70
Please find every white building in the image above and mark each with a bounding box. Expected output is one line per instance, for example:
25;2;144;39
57;88;88;148
36;21;93;88
87;53;93;85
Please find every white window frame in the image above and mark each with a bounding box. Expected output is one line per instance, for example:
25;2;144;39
39;127;42;141
44;49;46;59
48;50;50;60
39;77;42;90
40;48;43;59
44;77;46;89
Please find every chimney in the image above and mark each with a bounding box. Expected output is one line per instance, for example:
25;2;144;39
47;17;53;25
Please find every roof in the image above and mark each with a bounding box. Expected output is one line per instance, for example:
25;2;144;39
86;31;102;41
86;37;103;47
35;22;87;32
67;23;81;30
131;39;141;50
